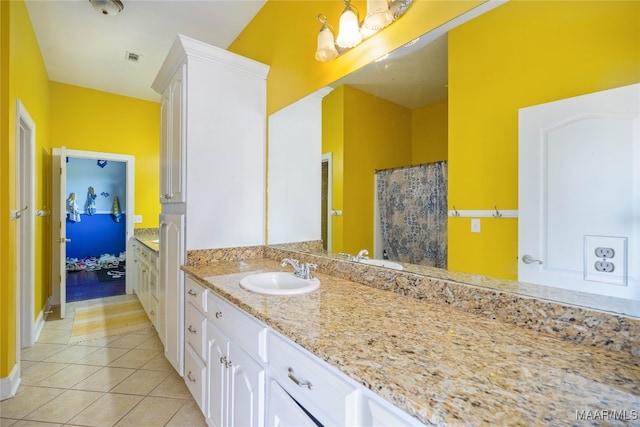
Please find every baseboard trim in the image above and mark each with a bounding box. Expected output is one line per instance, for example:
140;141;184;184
0;363;21;401
33;306;46;344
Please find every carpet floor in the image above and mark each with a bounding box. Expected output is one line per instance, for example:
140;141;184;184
69;295;152;344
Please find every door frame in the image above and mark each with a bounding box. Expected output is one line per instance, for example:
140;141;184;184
51;148;136;313
321;153;332;252
15;100;36;358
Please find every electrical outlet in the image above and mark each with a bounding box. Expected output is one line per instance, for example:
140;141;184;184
594;261;615;273
584;235;627;285
471;218;481;233
133;215;143;224
594;247;615;259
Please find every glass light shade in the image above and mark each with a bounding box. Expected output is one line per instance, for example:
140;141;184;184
362;0;392;31
315;26;339;62
89;0;123;16
336;8;362;48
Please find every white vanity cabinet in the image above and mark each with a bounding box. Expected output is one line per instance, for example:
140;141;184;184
159;65;185;204
206;289;266;427
131;240;159;332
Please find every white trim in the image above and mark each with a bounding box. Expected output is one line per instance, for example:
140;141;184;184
0;363;21;401
32;307;46;344
52;148;136;301
322;153;333;251
15;100;36;365
448;209;518;218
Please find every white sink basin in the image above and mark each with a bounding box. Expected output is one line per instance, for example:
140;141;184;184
240;272;320;295
359;259;404;270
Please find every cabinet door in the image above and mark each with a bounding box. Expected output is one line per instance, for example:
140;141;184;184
228;341;265;427
160;65;186;204
160;213;185;375
207;322;228;427
168;67;185;203
159;90;170;203
266;380;319;427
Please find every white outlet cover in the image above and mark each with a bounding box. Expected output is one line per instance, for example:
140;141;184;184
583;235;628;286
133;214;143;224
471;218;481;233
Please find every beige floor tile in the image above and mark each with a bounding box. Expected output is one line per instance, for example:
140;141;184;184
24;389;103;424
140;354;174;372
133;334;164;351
44;345;100;363
166;400;207;427
150;372;191;399
8;421;62;427
106;333;151;349
36;328;71;345
75;335;122;347
0;418;18;427
43;316;74;331
0;386;64;419
67;393;143;427
72;367;136;392
114;396;184;427
36;364;101;388
108;349;160;369
20;362;68;386
109;369;170;396
19;360;38;370
74;347;129;366
20;343;68;362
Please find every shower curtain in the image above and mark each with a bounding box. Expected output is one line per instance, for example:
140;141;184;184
376;161;447;268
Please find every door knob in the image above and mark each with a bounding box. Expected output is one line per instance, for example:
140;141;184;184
522;254;542;265
57;237;71;243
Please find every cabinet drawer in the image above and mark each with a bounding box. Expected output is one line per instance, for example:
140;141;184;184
267;332;357;426
185;276;208;313
207;292;266;362
184;345;206;413
185;302;207;360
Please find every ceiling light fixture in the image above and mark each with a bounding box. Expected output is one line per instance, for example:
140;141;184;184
315;0;413;62
89;0;124;16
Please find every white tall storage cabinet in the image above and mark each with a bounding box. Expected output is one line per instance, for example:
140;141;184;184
153;34;269;375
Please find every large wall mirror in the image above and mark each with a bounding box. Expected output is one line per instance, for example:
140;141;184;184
267;1;640;318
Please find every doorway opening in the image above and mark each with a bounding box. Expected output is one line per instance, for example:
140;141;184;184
321;153;332;251
52;148;135;318
64;157;127;302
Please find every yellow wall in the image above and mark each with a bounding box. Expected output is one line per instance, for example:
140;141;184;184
343;86;411;255
2;0;51;378
412;99;448;164
448;0;640;279
49;82;160;230
322;87;345;253
230;0;485;115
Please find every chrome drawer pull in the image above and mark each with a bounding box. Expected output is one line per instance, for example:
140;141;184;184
187;325;197;333
220;356;231;368
215;311;223;318
288;367;313;390
187;289;197;296
187;371;196;382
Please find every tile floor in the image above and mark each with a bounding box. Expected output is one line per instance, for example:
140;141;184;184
0;296;207;427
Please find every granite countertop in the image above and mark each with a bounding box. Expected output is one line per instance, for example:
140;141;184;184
183;258;640;426
133;229;159;253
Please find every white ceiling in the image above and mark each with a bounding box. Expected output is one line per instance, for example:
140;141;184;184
25;0;267;102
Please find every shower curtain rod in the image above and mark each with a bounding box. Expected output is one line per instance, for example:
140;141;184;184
374;160;447;174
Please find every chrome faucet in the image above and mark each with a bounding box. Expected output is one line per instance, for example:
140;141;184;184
281;259;317;280
354;249;369;261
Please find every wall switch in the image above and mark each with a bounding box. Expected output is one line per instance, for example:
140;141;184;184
471;218;481;233
584;235;627;285
133;215;143;224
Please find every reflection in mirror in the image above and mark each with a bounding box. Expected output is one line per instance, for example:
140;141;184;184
267;1;640;318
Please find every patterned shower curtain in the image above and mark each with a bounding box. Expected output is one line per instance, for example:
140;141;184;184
376;161;448;268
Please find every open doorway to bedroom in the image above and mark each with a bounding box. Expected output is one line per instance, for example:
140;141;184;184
64;156;128;301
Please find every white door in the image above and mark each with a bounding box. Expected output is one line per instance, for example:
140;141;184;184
518;83;640;300
54;147;69;318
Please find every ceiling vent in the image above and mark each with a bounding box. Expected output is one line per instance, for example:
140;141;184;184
125;51;140;63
